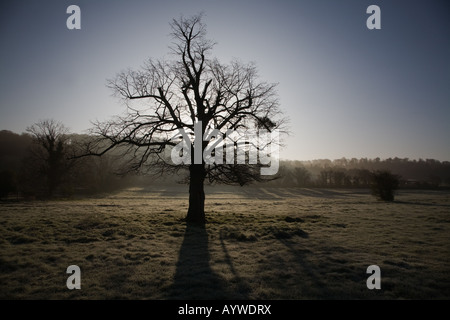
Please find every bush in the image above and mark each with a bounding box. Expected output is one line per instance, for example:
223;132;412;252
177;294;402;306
370;170;400;201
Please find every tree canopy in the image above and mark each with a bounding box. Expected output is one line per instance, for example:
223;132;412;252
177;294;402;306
79;14;286;223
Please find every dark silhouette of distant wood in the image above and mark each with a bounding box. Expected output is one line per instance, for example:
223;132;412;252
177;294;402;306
293;166;311;187
0;130;32;199
80;14;286;224
26;119;74;197
0;170;16;199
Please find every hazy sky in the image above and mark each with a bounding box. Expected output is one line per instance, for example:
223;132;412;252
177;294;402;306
1;0;449;161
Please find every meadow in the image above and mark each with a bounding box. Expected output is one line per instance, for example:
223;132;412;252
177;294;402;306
0;186;449;299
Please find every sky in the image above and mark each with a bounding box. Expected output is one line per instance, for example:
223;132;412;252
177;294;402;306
1;0;449;161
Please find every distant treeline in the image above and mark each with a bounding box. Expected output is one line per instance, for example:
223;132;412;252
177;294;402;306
1;129;449;199
268;158;450;188
0;130;137;199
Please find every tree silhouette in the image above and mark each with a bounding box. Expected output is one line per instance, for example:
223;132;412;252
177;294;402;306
26;119;74;197
81;14;286;224
294;166;311;187
0;170;16;199
370;170;400;201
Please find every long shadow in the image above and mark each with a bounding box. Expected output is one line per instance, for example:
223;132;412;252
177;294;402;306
167;223;230;299
129;185;187;198
238;186;360;199
276;238;341;299
219;230;251;298
276;238;372;299
394;200;450;208
292;188;357;198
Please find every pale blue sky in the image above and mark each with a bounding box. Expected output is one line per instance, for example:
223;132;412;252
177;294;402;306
1;0;449;161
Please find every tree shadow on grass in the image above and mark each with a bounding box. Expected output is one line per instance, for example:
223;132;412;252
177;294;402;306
275;238;372;299
273;235;361;299
219;230;252;298
394;200;450;208
238;187;358;200
167;223;235;299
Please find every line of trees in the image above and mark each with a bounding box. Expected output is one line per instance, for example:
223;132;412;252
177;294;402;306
268;159;450;188
2;122;449;201
0;121;137;199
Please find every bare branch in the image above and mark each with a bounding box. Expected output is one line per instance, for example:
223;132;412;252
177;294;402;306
82;13;287;188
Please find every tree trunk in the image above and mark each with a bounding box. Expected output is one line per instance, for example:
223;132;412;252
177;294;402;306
186;164;206;224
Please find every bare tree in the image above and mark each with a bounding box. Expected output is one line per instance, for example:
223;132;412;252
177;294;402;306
26;119;73;197
294;166;311;187
82;14;286;224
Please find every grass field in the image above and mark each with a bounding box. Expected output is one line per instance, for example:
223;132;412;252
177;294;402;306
1;186;449;299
